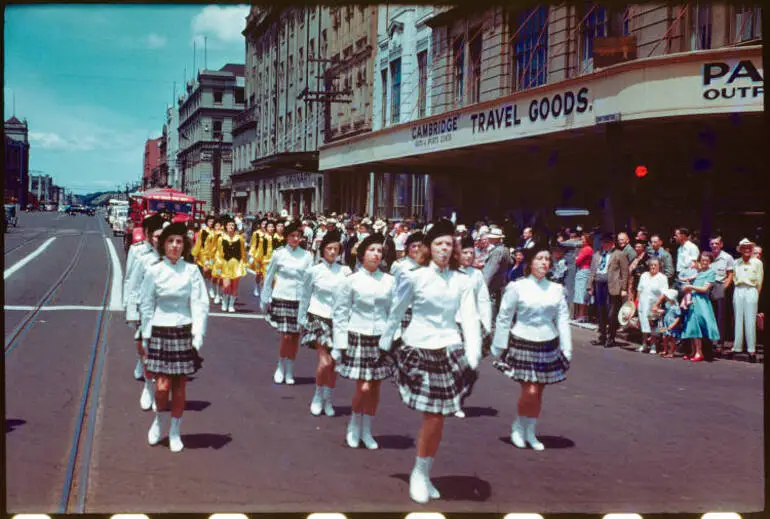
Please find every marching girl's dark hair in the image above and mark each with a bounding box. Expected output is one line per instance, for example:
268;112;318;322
417;219;460;270
523;241;552;276
319;229;343;255
157;222;193;260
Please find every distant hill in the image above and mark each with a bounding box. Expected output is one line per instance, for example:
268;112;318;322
80;191;129;206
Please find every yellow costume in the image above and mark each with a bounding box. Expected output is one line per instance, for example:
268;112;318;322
204;230;223;278
215;233;247;280
253;232;279;278
248;229;264;271
191;227;212;268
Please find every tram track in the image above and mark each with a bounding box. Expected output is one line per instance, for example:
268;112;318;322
3;229;52;256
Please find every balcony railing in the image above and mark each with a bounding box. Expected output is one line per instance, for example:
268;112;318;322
234;105;258;131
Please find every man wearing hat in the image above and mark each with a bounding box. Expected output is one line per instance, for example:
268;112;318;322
482;228;512;316
726;238;763;362
587;232;629;347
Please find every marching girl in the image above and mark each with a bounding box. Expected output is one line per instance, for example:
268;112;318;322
298;229;352;416
203;218;225;304
454;235;493;418
215;217;247;313
491;243;572;452
248;217;267;297
125;214;165;381
379;219;481;503
274;220;286;248
331;234;396;450
260;220;314;385
191;214;216;298
140;222;209;452
251;219;278;301
389;232;425;345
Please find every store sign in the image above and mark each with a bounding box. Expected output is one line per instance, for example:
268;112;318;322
409;87;592;150
702;59;763;101
281;172;317;190
593;36;638;68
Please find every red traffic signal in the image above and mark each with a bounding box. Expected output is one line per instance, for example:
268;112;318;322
635;165;648;178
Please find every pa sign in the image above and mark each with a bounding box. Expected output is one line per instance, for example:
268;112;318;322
702;59;763;101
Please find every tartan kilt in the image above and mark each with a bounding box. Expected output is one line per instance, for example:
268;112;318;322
493;335;570;385
393;307;413;348
391;343;477;416
300;313;333;350
267;298;301;334
336;332;394;381
145;324;200;376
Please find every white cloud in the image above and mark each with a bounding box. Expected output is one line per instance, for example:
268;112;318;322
146;33;167;49
191;5;249;48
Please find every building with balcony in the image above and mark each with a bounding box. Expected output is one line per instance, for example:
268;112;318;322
4;116;30;207
231;7;329;217
319;3;764;242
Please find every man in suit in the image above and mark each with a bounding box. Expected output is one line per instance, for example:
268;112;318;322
649;234;675;285
482;228;512;317
588;233;630;347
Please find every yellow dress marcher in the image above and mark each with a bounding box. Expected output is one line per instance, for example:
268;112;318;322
248;229;264;272
206;231;224;279
191;227;212;268
254;232;278;278
216;233;247;280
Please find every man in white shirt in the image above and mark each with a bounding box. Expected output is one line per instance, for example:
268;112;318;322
674;227;700;281
709;236;734;354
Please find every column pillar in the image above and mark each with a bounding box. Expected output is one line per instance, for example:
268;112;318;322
368;172;375;217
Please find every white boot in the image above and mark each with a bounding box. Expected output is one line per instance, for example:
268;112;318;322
221;294;228;312
284;359;295;385
228;296;236;313
213;285;221;304
360;414;379;450
454;409;466;418
511;417;526;448
133;357;144;380
139;378;154;411
409;457;432;503
346;412;361;448
521;416;545;451
169;417;184;453
423;457;440;499
273;358;285;384
322;387;336;416
310;386;324;416
147;412;166;446
208;280;215;299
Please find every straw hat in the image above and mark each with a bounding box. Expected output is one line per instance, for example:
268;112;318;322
737;238;756;250
618;300;637;327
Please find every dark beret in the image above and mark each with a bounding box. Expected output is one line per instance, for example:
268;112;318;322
284;219;303;236
319;230;343;252
423;219;455;246
460;235;475;250
405;231;425;248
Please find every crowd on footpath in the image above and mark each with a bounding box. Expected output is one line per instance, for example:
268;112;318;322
121;206;763;504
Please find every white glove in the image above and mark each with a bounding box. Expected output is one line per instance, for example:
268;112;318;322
141;338;149;353
561;343;572;362
490;345;505;360
330;349;343;363
192;335;203;351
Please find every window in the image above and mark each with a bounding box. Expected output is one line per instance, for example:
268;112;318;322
390;58;401;124
453;36;464;103
321;30;328;57
298;48;304;81
235;88;244;104
468;29;482;103
297;108;303;142
580;4;607;73
512;6;549;90
690;3;712;50
309;39;315;59
381;68;388;127
734;6;762;42
212;120;222;140
288;55;294;86
417;50;428;118
286;113;292;147
214;90;223;104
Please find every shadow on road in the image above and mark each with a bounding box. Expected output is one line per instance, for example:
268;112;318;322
462;406;498;418
6;418;26;433
179;433;233;450
334;405;352;416
184;400;211;412
376;434;415;449
390;473;492;501
497;435;575;449
291;377;316;386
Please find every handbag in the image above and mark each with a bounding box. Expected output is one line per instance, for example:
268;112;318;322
758;312;765;332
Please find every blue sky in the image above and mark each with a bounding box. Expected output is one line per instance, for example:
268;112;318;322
4;4;249;194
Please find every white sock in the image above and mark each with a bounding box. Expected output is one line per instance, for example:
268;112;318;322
284;359;294;382
422;457;440;498
521;416;545;451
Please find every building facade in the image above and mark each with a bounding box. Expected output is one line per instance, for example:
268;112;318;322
165;104;180;190
177;64;245;214
143;137;162;189
319;3;764;241
231;7;329;217
28;173;53;206
4;116;30;207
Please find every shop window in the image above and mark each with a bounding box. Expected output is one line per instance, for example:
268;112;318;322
511;6;549;91
734;6;762;42
390;58;401;124
468;29;482;104
689;2;713;50
453;36;465;104
580;3;607;74
381;68;388;127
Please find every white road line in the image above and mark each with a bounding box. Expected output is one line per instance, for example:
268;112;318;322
3;305;267;319
104;237;123;310
4;237;57;279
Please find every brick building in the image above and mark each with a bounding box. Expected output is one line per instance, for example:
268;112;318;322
4;116;30;207
143;137;162;189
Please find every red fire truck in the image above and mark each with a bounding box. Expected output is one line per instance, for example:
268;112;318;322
123;188;206;251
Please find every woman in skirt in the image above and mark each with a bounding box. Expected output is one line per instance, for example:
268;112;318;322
204;218;224;304
191;214;216;298
332;234;396;450
140;222;209;452
260;220;314;384
124;213;165;381
491;242;572;452
379;219;481;504
454;235;493;418
215;216;247;313
389;231;425;336
298;229;352;416
250;218;276;300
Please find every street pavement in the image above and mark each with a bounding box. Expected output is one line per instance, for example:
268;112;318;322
4;211;764;514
